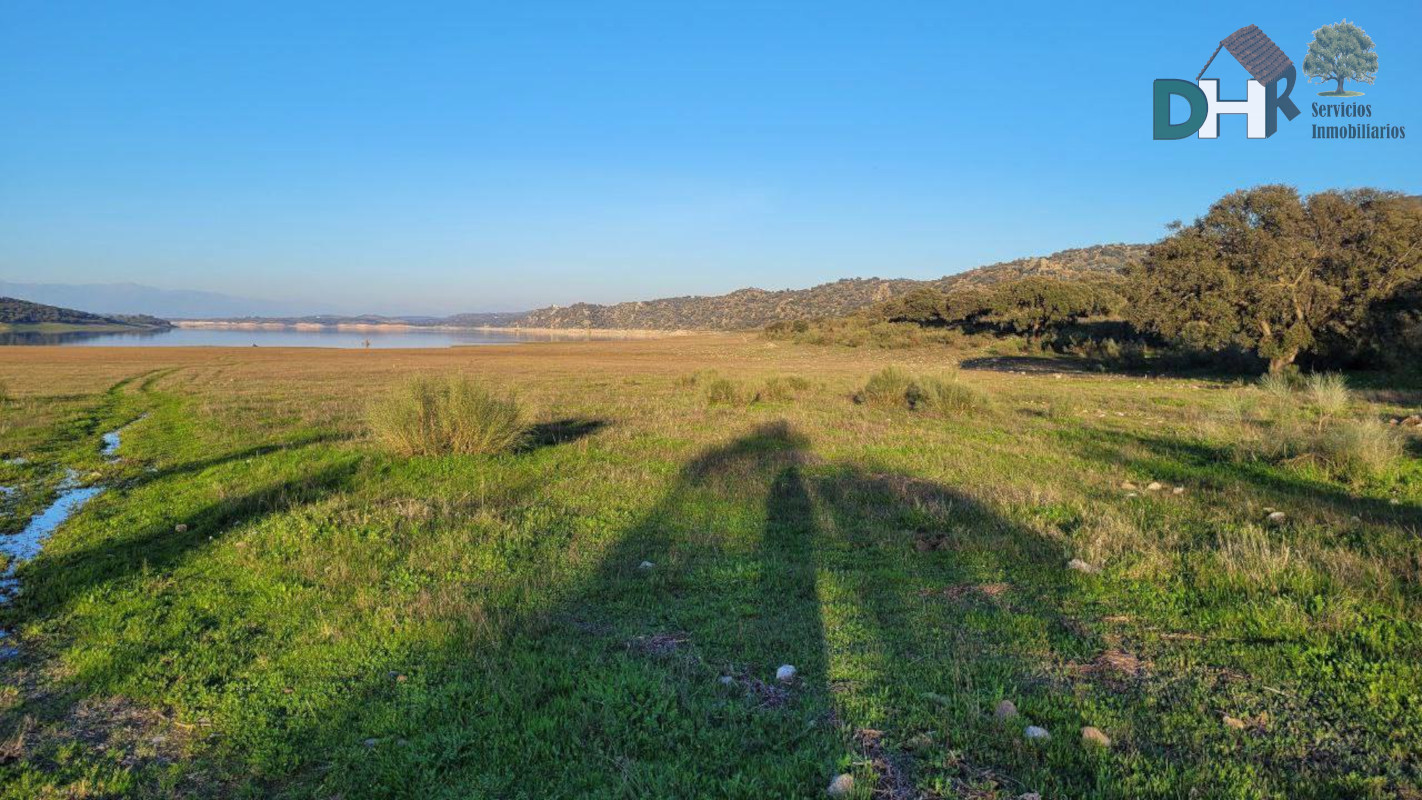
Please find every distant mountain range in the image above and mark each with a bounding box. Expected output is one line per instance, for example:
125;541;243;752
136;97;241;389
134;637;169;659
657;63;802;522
0;297;171;331
0;280;341;320
4;243;1149;332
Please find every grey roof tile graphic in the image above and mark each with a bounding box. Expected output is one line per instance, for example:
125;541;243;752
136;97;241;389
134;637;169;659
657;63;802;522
1197;25;1294;85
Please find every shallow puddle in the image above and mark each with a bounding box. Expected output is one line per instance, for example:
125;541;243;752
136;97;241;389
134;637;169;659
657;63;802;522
0;472;104;602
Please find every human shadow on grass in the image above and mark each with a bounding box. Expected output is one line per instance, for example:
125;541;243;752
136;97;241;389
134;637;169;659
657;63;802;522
296;422;1117;799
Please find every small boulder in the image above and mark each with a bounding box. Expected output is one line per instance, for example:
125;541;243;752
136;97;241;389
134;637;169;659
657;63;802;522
1024;725;1051;741
1081;726;1111;747
1121;481;1138;491
1018;794;1043;800
1146;482;1163;491
175;523;189;533
1172;486;1185;495
1266;511;1287;526
827;773;855;798
1067;558;1101;575
775;664;797;683
638;560;654;571
994;699;1018;721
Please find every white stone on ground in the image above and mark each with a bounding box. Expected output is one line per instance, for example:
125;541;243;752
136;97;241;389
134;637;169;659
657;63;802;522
826;773;854;798
1024;725;1050;741
775;664;797;682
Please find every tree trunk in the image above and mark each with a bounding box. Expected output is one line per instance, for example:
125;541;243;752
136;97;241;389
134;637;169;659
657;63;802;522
1268;348;1299;374
1336;76;1345;93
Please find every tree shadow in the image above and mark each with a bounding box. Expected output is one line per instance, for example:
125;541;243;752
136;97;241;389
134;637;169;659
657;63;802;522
7;457;361;625
1062;425;1421;525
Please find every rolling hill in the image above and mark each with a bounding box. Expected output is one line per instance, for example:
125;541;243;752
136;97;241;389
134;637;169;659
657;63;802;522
0;297;171;332
515;244;1148;330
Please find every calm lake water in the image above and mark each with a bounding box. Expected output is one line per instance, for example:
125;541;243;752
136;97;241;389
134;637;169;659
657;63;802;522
0;327;619;348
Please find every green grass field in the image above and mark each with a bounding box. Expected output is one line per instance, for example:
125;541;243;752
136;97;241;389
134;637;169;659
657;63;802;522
0;337;1419;799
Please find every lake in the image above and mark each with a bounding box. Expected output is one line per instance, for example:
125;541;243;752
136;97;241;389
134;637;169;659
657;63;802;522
0;327;622;348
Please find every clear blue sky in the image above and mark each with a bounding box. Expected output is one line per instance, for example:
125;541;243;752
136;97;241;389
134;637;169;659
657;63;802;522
2;1;1418;314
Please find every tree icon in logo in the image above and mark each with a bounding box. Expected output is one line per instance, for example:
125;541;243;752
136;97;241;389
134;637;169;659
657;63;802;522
1304;20;1378;97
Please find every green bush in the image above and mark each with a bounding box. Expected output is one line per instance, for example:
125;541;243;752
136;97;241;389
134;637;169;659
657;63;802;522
1314;419;1403;483
855;368;990;416
755;375;812;402
369;375;529;456
908;376;993;416
1304;372;1351;417
705;378;745;406
854;367;915;407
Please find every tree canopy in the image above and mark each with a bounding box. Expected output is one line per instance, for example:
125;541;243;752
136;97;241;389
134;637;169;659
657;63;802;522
1126;186;1422;373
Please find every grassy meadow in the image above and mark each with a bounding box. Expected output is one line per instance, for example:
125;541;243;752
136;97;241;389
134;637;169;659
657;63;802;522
0;336;1419;799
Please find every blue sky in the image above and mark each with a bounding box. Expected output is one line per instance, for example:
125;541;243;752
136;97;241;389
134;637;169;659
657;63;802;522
2;1;1418;314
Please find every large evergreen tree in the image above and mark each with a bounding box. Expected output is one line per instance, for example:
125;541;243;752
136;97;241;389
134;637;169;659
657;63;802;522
1127;186;1422;373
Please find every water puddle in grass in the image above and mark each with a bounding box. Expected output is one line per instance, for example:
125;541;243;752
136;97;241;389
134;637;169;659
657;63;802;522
0;422;128;658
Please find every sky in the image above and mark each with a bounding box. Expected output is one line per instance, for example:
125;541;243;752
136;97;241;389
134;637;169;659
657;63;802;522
2;1;1419;315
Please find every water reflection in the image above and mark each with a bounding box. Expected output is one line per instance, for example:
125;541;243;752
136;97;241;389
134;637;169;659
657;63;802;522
0;327;630;349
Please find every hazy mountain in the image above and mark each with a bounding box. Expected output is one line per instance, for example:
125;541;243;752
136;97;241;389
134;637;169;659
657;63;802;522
0;280;339;319
516;244;1150;330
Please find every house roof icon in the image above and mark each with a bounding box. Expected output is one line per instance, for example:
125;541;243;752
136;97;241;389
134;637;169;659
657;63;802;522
1197;25;1295;85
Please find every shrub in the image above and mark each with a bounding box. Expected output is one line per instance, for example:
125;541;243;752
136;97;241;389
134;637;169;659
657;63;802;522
1304;373;1351;417
908;376;993;416
705;378;745;406
1258;370;1302;401
1314;419;1403;483
855;368;991;416
755;375;812;402
369;375;528;456
854;367;914;407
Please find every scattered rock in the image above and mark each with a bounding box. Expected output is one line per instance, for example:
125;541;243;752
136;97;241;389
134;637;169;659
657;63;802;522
1018;794;1043;800
1390;499;1401;506
1121;481;1138;491
775;664;797;683
1267;511;1287;526
638;560;654;570
718;675;735;686
1126;492;1138;498
362;738;379;748
1067;558;1101;575
1081;726;1111;747
1401;415;1422;428
174;524;188;533
1146;482;1163;491
1172;486;1185;495
826;773;855;798
994;699;1018;721
1024;725;1051;741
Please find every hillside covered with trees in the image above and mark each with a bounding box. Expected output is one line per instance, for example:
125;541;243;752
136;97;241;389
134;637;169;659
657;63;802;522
0;297;171;331
515;244;1148;330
